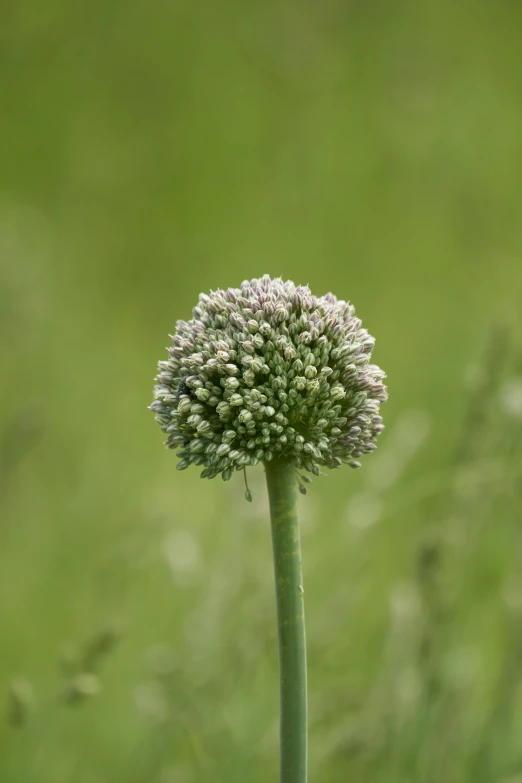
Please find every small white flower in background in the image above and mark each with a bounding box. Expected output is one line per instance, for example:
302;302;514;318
499;377;522;419
158;766;195;783
163;530;202;584
346;492;383;530
390;582;421;628
395;667;423;715
133;682;169;722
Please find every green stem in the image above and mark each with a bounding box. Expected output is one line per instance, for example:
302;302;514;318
265;458;307;783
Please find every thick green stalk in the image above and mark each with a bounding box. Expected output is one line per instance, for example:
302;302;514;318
265;458;307;783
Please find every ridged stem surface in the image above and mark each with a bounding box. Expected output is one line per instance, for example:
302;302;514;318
265;458;307;783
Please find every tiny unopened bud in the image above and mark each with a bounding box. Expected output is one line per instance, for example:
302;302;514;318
177;397;192;413
330;385;346;400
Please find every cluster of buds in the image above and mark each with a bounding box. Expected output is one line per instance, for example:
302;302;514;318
151;275;387;482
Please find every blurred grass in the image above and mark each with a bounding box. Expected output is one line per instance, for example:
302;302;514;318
1;1;522;781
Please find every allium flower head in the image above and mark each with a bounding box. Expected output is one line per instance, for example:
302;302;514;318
151;275;387;481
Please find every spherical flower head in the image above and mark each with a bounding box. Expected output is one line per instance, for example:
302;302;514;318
150;275;387;480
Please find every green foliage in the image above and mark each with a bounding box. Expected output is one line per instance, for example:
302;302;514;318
1;1;522;781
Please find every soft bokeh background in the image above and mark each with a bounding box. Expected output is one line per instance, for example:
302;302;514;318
2;2;522;781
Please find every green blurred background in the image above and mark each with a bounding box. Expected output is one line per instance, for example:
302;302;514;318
1;1;522;781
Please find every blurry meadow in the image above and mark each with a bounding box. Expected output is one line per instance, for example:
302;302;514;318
2;1;522;781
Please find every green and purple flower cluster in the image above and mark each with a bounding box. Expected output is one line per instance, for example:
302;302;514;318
151;275;387;481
